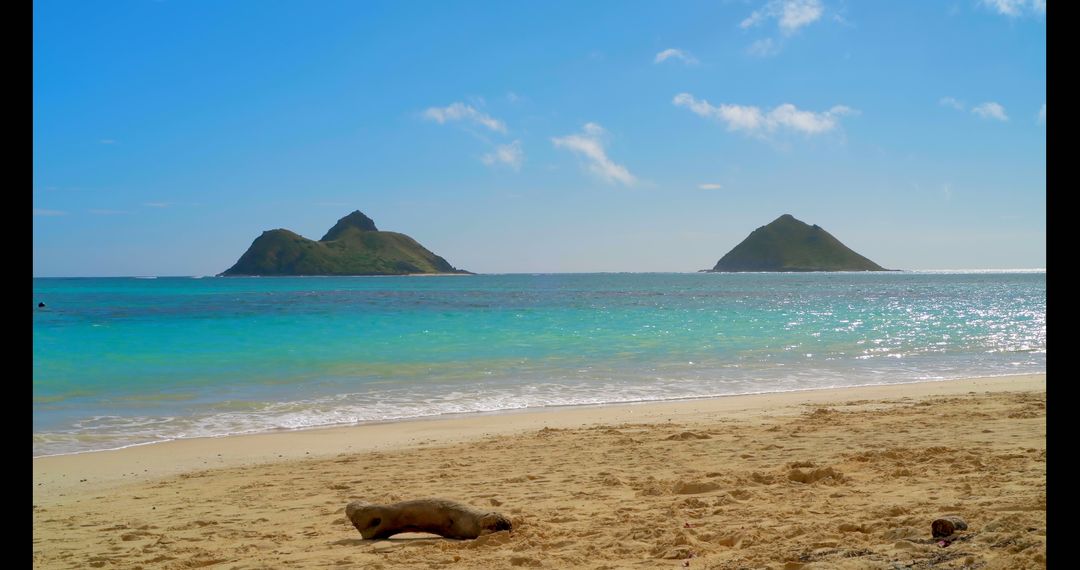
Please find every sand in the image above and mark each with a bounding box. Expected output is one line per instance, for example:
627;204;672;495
33;374;1046;569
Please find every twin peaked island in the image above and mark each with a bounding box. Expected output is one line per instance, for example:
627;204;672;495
221;211;888;276
221;211;469;276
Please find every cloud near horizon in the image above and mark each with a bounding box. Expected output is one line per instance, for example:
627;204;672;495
673;93;856;136
551;123;637;186
1038;103;1046;124
972;102;1009;121
481;140;524;170
698;183;724;190
33;208;67;216
422;102;507;133
741;0;824;34
654;48;698;65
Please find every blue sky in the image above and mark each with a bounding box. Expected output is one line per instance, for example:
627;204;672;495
33;0;1046;276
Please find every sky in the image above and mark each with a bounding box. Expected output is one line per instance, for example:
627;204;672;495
33;0;1046;276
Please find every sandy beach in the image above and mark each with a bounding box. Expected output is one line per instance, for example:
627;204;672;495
33;374;1045;569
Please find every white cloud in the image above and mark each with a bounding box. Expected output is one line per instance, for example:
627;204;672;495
982;0;1025;15
779;0;825;31
143;202;175;208
481;140;524;170
654;48;698;65
939;96;966;110
746;38;782;57
1038;103;1046;124
33;208;67;216
699;183;724;190
674;93;765;131
673;93;856;136
551;123;637;186
741;10;766;28
741;0;824;34
422;102;507;133
972;102;1009;121
980;0;1045;16
769;103;852;133
88;209;130;215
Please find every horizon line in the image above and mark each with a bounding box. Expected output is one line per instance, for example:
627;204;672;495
33;268;1047;279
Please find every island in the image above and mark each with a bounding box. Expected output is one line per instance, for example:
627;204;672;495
705;214;888;272
221;210;470;276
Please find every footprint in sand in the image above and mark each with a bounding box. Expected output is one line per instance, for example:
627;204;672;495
665;431;711;441
673;481;721;494
728;489;753;500
788;466;845;484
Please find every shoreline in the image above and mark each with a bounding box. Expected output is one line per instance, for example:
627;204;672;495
33;373;1044;501
32;371;1044;461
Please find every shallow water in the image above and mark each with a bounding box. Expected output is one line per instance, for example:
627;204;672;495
33;271;1045;456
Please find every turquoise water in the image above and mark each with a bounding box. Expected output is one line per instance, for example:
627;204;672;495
33;272;1045;456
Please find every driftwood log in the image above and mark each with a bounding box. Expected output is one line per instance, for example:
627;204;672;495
346;499;512;540
932;516;968;538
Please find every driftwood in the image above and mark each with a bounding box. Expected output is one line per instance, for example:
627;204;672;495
346;499;512;540
932;516;968;538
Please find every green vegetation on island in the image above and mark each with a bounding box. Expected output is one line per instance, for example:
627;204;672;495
706;214;888;272
221;211;469;276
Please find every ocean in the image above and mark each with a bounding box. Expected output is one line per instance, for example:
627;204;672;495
32;272;1045;457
